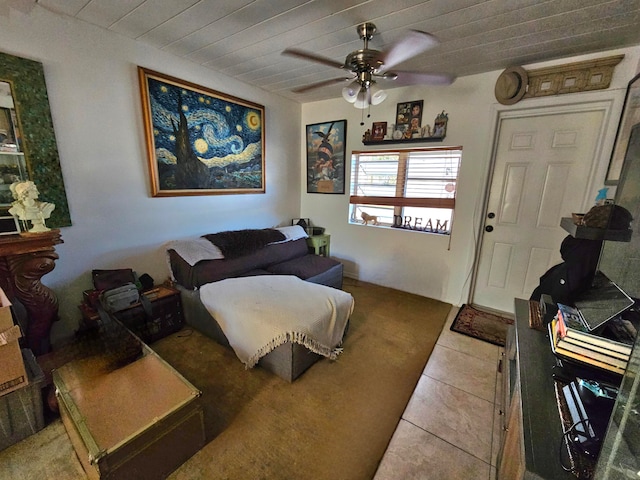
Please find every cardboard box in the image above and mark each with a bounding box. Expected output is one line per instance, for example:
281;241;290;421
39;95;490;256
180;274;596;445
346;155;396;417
0;288;28;397
0;349;45;451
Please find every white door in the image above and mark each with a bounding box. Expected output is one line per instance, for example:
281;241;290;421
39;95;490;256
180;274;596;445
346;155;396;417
471;108;605;313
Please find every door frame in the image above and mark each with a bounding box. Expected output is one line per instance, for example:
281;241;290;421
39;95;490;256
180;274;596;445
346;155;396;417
467;90;624;310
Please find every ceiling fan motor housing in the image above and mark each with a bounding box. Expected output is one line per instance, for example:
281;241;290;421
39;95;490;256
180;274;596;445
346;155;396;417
345;50;384;75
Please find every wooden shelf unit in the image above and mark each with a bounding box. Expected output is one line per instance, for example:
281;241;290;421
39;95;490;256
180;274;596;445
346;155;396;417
362;136;445;146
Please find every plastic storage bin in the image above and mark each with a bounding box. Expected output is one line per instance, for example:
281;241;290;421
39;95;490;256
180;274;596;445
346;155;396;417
0;348;45;451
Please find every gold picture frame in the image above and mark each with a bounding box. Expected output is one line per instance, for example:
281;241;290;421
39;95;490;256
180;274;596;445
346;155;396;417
138;67;265;196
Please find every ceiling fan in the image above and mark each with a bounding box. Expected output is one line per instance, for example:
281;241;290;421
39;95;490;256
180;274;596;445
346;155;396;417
282;22;455;109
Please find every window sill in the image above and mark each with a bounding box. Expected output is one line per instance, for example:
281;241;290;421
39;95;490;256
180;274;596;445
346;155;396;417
349;221;450;235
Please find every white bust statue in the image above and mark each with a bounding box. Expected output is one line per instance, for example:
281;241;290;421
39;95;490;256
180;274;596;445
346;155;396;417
8;181;55;233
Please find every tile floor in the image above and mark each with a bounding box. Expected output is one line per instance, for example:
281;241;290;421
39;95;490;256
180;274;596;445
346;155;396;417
374;306;504;480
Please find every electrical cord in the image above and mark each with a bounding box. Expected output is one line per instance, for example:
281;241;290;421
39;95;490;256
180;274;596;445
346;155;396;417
559;418;596;473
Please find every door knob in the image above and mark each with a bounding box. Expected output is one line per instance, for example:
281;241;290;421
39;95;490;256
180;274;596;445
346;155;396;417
485;225;494;232
487;212;496;219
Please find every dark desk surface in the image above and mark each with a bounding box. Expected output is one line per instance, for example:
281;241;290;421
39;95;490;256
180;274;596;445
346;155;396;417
513;298;574;479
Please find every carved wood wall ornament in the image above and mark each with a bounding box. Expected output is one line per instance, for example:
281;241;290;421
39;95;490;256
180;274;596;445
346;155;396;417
495;54;624;105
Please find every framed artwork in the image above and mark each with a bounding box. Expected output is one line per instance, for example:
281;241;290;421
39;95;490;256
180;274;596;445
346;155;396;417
0;51;71;227
0;107;18;152
606;73;640;185
395;100;423;133
0;215;19;235
292;217;311;234
138;67;265;196
431;110;449;139
306;119;347;194
371;122;387;141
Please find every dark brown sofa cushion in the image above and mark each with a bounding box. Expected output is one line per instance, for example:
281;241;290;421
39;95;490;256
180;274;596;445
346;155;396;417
169;238;309;289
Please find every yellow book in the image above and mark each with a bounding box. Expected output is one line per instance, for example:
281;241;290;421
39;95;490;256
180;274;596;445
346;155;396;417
564;328;632;357
561;335;629;362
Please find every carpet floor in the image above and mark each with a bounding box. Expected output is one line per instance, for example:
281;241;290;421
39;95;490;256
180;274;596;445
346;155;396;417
450;304;514;346
0;278;451;480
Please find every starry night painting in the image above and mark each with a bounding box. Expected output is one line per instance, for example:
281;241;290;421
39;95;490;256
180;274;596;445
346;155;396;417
138;67;265;196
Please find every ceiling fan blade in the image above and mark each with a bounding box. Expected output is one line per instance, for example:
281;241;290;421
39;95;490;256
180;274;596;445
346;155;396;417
379;70;456;86
292;77;353;94
282;48;345;70
380;30;440;70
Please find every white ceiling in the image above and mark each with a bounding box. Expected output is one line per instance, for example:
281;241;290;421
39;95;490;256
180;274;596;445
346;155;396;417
37;0;640;103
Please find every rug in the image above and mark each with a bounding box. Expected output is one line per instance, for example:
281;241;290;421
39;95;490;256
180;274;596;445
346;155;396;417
450;304;514;346
0;278;451;480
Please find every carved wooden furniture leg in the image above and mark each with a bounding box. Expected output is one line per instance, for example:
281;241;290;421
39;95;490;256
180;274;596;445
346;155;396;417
8;250;59;354
0;230;63;355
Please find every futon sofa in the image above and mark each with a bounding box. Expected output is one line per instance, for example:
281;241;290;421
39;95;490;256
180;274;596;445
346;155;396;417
168;231;343;291
165;227;349;381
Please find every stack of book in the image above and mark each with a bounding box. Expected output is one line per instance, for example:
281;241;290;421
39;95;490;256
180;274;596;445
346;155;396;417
548;304;633;376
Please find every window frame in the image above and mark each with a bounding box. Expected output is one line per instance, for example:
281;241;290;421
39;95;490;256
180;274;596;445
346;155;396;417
349;146;462;234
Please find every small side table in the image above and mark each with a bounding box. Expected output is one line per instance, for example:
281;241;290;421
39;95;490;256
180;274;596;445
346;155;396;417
306;234;330;257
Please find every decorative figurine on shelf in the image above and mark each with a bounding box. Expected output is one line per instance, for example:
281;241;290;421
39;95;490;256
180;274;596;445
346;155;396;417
431;111;448;138
361;212;378;225
595;187;609;205
8;180;55;233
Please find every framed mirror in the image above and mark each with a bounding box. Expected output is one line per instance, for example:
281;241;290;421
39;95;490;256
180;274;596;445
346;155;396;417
0;51;70;227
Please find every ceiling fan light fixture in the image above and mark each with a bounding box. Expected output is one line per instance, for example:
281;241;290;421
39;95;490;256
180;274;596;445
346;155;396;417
353;88;370;109
342;82;359;103
370;84;387;105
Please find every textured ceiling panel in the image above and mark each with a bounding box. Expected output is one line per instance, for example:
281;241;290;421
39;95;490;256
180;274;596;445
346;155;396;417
37;0;640;102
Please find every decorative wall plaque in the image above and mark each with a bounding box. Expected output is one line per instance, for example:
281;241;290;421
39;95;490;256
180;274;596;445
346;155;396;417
495;55;624;105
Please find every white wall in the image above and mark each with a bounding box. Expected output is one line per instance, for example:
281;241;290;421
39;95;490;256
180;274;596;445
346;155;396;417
0;7;302;344
301;47;640;308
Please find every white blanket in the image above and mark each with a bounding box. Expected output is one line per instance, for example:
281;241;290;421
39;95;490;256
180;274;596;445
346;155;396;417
199;275;354;368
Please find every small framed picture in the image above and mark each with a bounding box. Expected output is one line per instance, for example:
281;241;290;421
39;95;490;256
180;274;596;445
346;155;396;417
292;218;310;229
396;100;423;133
431;111;449;138
606;72;640;184
371;122;387;141
0;215;20;235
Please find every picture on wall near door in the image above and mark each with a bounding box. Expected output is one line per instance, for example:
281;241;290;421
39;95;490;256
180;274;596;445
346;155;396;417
306;119;347;194
138;67;265;196
606;72;640;185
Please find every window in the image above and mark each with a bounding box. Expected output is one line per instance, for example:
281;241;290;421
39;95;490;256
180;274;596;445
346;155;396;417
349;147;462;234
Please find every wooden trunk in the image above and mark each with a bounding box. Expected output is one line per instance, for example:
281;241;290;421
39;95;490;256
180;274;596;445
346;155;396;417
54;350;204;479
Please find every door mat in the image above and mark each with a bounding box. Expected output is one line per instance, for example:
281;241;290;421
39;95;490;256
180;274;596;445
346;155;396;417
450;304;514;346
